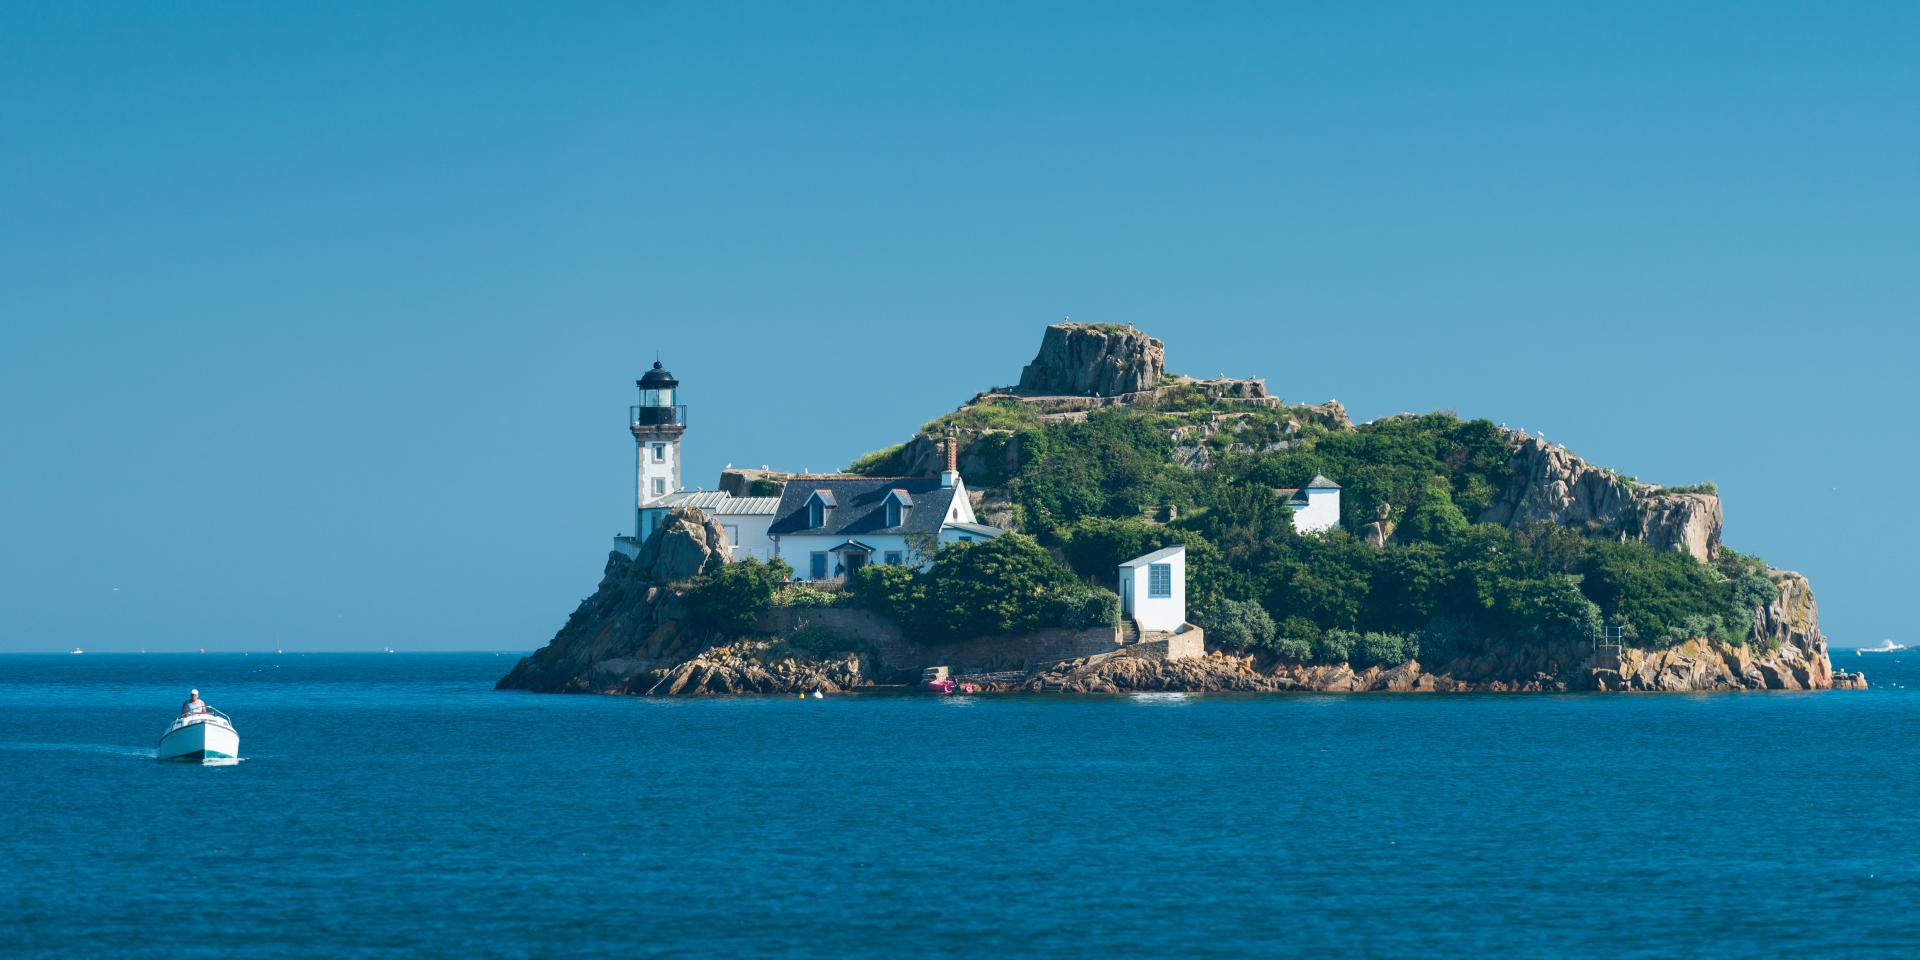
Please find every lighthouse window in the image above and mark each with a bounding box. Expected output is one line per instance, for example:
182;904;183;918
651;443;666;463
652;478;666;496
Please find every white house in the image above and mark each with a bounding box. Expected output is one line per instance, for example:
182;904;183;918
1277;474;1341;533
1118;545;1186;633
767;467;1002;580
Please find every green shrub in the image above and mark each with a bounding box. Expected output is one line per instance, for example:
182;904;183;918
789;619;857;654
1314;629;1356;664
773;584;850;608
1663;482;1718;495
846;443;911;476
685;557;790;633
747;477;785;496
1196;598;1276;652
921;397;1042;435
849;564;922;624
1352;630;1416;667
1050;586;1121;630
917;533;1079;642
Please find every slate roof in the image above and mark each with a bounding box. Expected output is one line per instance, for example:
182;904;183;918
652;491;780;516
1119;545;1185;568
1305;473;1341;490
769;476;966;537
942;522;1002;537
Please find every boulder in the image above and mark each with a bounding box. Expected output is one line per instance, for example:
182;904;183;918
1362;501;1393;548
1017;323;1165;396
636;507;730;582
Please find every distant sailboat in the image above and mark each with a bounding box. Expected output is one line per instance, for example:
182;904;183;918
1857;640;1907;655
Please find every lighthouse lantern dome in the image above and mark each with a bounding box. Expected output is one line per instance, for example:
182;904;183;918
637;361;678;407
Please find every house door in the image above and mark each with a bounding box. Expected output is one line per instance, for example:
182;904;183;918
843;552;869;578
1120;577;1134;616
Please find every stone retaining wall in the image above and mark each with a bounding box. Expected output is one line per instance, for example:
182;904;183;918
756;607;1120;673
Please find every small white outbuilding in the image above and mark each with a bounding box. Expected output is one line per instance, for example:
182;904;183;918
1118;545;1186;633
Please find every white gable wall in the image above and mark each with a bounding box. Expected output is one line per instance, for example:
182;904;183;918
1292;487;1340;534
1118;546;1186;633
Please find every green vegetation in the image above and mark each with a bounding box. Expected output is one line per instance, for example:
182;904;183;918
686;558;790;632
788;619;859;654
845;443;912;477
846;533;1114;643
1662;482;1719;495
987;408;1776;660
746;477;785;496
770;581;852;608
920;396;1042;436
1194;599;1275;652
1010;409;1189;531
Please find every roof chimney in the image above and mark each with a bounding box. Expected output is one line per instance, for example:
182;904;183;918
940;432;959;488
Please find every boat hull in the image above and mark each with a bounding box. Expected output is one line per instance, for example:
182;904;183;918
157;717;239;762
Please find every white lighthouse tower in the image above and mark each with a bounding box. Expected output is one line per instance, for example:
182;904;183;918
631;360;686;536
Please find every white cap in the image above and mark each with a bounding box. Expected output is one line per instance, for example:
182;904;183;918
190;689;199;696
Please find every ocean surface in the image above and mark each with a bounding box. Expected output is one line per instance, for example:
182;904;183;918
3;652;1916;959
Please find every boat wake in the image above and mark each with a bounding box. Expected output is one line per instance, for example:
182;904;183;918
0;742;158;760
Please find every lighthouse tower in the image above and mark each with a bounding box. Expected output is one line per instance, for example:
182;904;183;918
631;360;686;535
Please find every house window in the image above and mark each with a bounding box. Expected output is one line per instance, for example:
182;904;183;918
958;536;972;543
885;501;902;527
808;501;824;528
884;551;903;565
1148;563;1172;599
724;524;739;545
652;478;666;496
651;442;666;463
809;552;828;580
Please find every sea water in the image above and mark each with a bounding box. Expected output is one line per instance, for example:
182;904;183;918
3;652;1916;958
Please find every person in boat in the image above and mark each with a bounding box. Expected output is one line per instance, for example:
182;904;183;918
180;689;209;717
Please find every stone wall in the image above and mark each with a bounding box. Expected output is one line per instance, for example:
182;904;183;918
755;607;1121;674
1125;626;1205;662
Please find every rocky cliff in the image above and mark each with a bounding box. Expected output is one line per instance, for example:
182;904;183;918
497;509;721;693
497;507;881;695
1480;430;1724;562
1017;323;1165;396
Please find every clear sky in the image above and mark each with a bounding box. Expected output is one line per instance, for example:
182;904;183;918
2;2;1914;652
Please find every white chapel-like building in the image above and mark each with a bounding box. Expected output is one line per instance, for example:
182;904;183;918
1278;474;1341;533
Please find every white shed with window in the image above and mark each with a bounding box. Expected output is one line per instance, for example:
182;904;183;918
1117;545;1186;633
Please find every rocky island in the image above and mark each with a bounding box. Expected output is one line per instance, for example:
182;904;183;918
500;323;1864;696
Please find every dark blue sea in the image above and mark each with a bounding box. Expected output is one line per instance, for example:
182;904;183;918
3;652;1916;958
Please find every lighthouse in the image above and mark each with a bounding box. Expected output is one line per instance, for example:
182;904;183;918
631;360;686;536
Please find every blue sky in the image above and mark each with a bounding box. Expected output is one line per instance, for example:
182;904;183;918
2;2;1914;651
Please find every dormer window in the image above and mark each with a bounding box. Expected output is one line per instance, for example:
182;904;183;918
805;490;836;529
883;489;913;528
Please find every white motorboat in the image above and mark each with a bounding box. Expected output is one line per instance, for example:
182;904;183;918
1857;640;1907;655
157;708;240;762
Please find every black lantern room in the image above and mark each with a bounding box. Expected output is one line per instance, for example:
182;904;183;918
634;361;683;427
